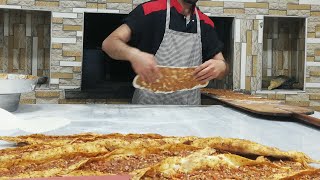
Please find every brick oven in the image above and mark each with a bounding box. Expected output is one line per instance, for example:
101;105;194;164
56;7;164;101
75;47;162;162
0;0;320;110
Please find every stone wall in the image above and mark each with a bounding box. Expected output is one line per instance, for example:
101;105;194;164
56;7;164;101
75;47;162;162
0;0;320;109
0;10;50;77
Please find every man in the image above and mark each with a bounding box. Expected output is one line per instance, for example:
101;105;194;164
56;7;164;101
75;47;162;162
102;0;228;105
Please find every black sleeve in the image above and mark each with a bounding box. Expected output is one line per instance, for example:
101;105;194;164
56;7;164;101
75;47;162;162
201;24;224;61
123;4;147;42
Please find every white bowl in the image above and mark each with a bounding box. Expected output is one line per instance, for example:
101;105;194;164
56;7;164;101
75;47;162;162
0;74;38;112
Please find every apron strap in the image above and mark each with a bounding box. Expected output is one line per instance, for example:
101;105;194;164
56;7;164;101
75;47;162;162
195;8;201;35
166;0;201;35
166;0;171;29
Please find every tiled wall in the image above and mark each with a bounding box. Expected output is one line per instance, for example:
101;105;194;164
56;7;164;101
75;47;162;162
0;10;50;77
1;0;320;109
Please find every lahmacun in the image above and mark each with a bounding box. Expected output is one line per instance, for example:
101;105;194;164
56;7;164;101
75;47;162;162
0;133;319;179
133;66;208;93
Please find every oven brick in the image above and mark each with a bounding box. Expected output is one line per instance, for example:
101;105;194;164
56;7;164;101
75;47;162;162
35;1;59;7
52;43;62;49
73;66;81;73
224;8;245;14
287;10;310;16
269;10;287;15
51;72;73;79
252;30;258;55
20;99;36;104
62;43;83;51
285;101;310;107
107;0;132;3
107;3;132;12
63;18;83;26
198;1;224;7
245;8;269;15
268;94;276;100
310;94;320;100
245;76;251;91
315;50;320;56
268;1;279;10
52;17;63;24
245;2;268;9
308;33;316;38
6;0;34;6
223;2;243;9
287;4;311;10
36;98;59;104
306;77;311;82
98;3;106;9
60;79;81;85
36;91;60;98
307;21;318;33
59;99;86;104
63;51;82;57
307;44;320;56
307;56;315;62
63;25;82;31
310;71;320;76
253;20;259;30
21;91;36;99
60;1;86;8
286;94;310;102
75;56;82;61
311;12;320;16
246;55;253;76
247;30;252;55
276;94;286;100
252;55;257;76
87;2;98;8
52;66;73;73
198;7;223;15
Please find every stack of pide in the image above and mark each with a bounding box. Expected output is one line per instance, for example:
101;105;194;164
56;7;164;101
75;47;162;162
0;133;319;179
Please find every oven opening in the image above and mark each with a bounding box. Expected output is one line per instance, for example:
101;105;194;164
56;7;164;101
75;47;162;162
262;17;306;92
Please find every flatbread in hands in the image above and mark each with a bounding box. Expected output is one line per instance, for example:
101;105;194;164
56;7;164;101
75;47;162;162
133;66;208;93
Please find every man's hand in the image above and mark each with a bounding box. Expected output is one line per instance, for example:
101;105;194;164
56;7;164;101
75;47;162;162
130;51;161;83
193;59;227;83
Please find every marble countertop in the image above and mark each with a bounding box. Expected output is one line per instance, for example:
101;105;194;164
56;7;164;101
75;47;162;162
1;104;320;164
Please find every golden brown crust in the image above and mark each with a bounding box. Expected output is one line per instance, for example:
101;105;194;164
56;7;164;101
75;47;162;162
0;133;319;179
190;137;315;164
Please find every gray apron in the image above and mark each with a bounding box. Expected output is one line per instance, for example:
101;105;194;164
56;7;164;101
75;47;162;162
132;0;203;105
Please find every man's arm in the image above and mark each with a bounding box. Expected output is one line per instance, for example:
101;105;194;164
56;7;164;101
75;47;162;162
193;52;229;83
102;24;137;61
102;24;160;83
213;52;229;79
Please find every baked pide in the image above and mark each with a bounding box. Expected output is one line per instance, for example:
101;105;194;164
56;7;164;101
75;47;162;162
0;133;319;179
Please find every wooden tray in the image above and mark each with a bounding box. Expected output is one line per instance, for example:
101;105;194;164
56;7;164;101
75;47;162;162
201;89;320;127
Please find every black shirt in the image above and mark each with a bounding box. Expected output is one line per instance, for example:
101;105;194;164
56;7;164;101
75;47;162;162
124;0;224;61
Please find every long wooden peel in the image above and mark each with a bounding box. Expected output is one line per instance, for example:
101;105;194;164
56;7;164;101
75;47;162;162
290;112;320;127
201;90;320;128
275;105;320;127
